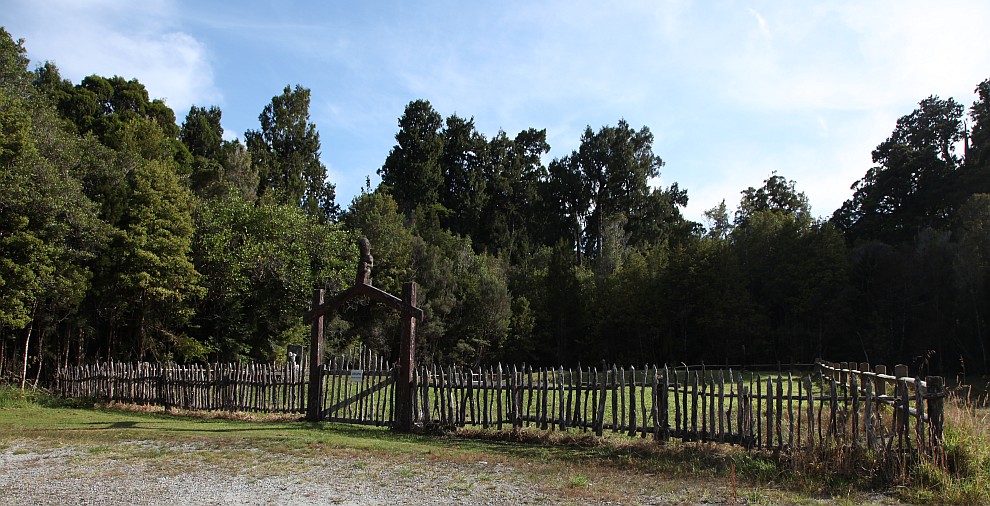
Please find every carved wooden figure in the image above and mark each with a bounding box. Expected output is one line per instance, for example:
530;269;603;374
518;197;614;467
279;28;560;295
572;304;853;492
356;237;374;285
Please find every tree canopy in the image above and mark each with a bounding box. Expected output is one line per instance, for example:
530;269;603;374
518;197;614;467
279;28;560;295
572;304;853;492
245;85;337;220
4;26;990;384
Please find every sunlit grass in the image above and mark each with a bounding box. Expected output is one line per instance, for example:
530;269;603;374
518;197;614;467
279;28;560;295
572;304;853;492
2;382;988;504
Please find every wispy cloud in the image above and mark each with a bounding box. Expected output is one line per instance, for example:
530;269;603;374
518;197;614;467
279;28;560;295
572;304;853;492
7;0;989;221
712;2;990;112
7;0;220;116
748;8;771;39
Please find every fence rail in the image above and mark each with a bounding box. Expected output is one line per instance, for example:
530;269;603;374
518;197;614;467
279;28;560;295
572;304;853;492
56;356;945;453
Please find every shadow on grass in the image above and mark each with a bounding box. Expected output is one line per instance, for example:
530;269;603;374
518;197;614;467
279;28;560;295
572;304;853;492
76;419;307;434
83;412;729;462
45;403;768;482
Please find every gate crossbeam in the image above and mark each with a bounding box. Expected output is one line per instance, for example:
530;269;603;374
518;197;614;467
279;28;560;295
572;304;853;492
304;282;423;324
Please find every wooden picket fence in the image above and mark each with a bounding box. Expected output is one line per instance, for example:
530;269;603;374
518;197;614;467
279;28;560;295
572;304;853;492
816;361;945;453
409;361;945;451
58;361;309;413
55;351;391;417
56;356;946;453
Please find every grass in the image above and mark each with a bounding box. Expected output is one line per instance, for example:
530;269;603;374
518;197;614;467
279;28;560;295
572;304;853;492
0;385;38;408
900;394;990;504
2;384;988;504
567;473;590;488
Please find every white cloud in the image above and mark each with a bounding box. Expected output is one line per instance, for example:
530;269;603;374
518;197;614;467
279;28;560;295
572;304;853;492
712;2;990;112
748;8;771;39
7;0;220;117
14;0;984;219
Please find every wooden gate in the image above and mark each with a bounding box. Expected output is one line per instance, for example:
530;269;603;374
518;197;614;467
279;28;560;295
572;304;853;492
305;239;423;430
318;350;397;426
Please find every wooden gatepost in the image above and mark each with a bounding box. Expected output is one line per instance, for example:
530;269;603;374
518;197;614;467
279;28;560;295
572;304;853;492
304;239;424;431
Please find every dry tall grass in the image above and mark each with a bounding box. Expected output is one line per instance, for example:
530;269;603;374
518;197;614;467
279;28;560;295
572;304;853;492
779;390;990;503
917;392;990;504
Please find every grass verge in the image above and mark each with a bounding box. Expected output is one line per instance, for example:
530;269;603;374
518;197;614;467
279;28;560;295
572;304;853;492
1;384;987;504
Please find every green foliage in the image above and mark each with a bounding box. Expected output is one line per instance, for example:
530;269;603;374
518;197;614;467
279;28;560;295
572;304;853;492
0;59;106;334
967;79;990;172
735;173;810;228
0;384;36;408
0;28;31;100
245;85;337;219
660;238;759;364
479;128;551;260
181;105;227;198
834;96;966;243
544;120;688;264
192;197;353;361
703;199;732;239
378;99;445;216
181;105;222;160
180;106;259;202
410;229;513;365
732;210;848;362
104;157;203;360
37;71;191;174
219;140;259;202
342;192;413;294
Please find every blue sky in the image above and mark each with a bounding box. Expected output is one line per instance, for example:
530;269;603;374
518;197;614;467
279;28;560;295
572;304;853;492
6;0;990;222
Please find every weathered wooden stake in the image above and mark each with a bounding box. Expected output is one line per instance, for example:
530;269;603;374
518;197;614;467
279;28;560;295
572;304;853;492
306;288;325;422
926;375;945;448
395;282;418;432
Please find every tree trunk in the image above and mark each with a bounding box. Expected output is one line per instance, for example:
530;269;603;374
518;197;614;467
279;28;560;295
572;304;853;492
20;302;38;390
32;323;46;389
77;326;84;366
1;336;7;379
138;288;148;361
975;305;987;374
62;327;69;370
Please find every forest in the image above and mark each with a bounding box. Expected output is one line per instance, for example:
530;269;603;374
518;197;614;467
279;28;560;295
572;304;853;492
3;26;990;385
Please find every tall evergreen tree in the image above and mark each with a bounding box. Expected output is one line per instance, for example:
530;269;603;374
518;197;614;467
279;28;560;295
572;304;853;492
438;114;488;239
544;120;683;265
378;99;445;216
110;157;203;360
481;128;550;259
245;85;337;220
181;105;223;160
833;96;965;243
735;173;811;228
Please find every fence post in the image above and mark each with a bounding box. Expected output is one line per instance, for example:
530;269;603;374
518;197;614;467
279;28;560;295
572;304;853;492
159;364;170;413
395;282;418;432
306;289;325;422
925;375;945;449
873;364;887;398
893;364;909;447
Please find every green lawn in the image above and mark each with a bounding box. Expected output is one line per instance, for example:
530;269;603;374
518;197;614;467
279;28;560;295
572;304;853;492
4;386;987;504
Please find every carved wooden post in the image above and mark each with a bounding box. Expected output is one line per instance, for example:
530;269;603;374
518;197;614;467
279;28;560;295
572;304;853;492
306;288;325;422
395;282;418;432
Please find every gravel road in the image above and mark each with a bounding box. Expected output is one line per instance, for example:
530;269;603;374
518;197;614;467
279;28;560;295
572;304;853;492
0;441;555;505
0;439;910;505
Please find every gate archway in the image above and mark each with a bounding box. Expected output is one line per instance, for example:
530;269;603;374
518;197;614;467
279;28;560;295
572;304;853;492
304;239;424;431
